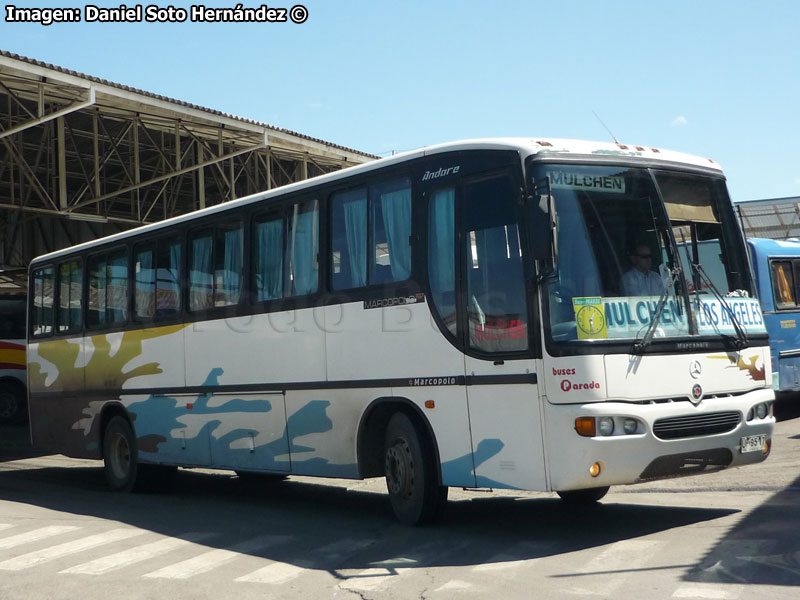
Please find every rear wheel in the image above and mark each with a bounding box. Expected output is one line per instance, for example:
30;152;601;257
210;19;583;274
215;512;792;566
384;412;447;525
103;416;176;492
103;416;139;492
556;486;610;504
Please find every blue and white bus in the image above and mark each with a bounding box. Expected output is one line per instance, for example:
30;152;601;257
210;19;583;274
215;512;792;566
748;237;800;392
27;139;775;524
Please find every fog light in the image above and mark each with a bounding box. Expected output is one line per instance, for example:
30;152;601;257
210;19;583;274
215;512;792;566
598;417;614;436
756;403;768;419
623;418;638;434
589;462;602;477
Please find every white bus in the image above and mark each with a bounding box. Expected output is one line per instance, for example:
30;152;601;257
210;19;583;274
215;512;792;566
27;139;774;524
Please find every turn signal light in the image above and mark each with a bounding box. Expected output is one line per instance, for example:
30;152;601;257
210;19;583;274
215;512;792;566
575;417;596;437
763;439;771;455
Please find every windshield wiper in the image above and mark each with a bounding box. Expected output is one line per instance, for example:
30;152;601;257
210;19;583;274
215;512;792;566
691;262;748;350
633;265;679;355
677;231;747;349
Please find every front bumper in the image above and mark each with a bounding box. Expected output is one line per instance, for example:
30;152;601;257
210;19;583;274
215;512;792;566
545;387;774;492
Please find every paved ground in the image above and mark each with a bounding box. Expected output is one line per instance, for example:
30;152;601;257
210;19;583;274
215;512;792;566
0;399;797;600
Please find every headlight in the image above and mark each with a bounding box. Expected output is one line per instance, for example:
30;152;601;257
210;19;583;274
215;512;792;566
746;407;755;421
756;403;768;419
598;417;615;436
623;418;638;434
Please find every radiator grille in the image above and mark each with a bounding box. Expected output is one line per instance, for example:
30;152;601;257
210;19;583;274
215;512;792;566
653;411;742;440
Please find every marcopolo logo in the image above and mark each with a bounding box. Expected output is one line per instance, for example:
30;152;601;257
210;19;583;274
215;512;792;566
560;379;601;392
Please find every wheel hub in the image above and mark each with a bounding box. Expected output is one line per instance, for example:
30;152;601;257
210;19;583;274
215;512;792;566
385;440;414;499
110;433;131;479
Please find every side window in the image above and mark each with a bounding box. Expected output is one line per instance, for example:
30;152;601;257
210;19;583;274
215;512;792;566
371;178;412;284
428;187;456;336
332;188;367;290
0;298;26;339
189;220;244;311
87;249;128;328
156;238;182;316
331;177;412;290
772;260;797;308
32;266;54;337
137;238;183;320
287;199;319;296
134;244;156;319
463;175;528;353
253;210;284;302
57;260;82;334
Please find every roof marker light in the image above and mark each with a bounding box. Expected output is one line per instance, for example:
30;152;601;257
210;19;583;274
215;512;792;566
651;148;660;153
536;141;553;147
617;144;629;150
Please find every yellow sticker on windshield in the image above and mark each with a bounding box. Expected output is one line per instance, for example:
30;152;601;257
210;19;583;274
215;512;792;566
573;297;607;340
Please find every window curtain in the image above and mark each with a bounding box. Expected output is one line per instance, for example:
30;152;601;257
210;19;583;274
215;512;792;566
255;218;283;301
190;235;213;311
163;241;182;313
155;241;181;314
69;263;82;329
775;263;794;305
379;183;412;281
341;189;368;288
108;253;128;323
135;250;155;318
429;188;455;296
221;226;243;306
289;201;319;296
92;258;108;326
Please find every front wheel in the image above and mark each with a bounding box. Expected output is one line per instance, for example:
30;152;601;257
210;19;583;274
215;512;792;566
384;412;447;525
556;486;610;504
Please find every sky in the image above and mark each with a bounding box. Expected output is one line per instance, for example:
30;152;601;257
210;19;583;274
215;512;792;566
2;0;799;202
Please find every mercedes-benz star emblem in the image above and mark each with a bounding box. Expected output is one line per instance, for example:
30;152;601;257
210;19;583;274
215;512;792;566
689;360;702;379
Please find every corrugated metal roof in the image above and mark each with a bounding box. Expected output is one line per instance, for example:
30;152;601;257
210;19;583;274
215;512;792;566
0;49;378;160
736;196;800;239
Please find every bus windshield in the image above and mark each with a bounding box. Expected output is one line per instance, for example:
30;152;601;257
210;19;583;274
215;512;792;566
529;162;765;347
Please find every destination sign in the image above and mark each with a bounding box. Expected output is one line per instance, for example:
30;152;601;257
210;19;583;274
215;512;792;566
571;295;766;339
548;171;626;194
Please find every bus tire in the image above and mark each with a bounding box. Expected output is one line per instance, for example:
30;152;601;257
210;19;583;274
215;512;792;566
556;486;610;504
103;416;140;492
0;381;25;424
384;412;446;525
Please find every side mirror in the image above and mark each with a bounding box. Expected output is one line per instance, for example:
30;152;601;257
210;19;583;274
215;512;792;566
528;194;552;261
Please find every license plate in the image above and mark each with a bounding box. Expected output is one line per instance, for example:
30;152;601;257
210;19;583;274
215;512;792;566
740;434;767;453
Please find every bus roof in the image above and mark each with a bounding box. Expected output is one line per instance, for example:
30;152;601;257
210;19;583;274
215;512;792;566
30;137;724;266
748;237;800;256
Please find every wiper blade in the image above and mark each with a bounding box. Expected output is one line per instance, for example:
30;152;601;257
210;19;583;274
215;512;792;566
693;262;749;349
678;231;747;349
633;266;679;354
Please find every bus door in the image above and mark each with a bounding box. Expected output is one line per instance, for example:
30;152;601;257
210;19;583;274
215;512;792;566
460;173;546;491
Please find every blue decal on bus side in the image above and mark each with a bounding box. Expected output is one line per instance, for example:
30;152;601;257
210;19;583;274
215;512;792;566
127;370;357;476
440;438;519;489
